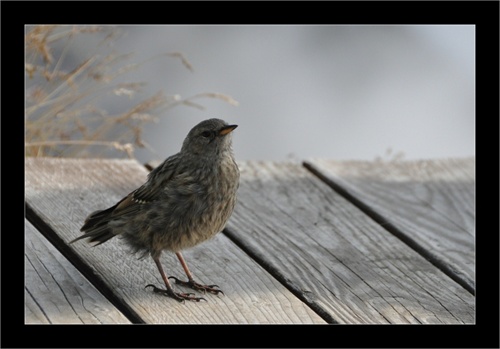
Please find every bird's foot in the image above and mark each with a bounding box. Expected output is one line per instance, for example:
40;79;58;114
168;276;224;296
145;284;206;302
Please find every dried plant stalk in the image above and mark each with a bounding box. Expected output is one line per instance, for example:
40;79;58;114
25;25;238;159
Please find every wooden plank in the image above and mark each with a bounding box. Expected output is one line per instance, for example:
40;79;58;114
304;158;475;293
25;157;325;324
224;161;475;324
25;219;131;324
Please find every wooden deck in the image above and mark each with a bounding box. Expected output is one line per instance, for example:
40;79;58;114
25;156;475;324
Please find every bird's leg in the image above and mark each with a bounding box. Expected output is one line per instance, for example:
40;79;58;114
145;255;206;302
169;252;224;295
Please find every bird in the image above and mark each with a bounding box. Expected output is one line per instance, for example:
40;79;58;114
70;118;240;302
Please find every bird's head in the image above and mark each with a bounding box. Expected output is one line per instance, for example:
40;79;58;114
181;118;237;156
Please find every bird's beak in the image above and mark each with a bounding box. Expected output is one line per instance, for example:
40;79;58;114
219;124;238;136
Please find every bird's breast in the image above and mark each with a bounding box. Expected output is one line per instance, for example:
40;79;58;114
162;156;239;251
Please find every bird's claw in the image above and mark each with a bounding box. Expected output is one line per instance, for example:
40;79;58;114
168;276;224;296
145;284;207;302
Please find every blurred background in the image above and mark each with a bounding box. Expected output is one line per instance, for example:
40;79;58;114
26;25;475;163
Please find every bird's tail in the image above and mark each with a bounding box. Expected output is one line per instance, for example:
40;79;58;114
69;206;117;245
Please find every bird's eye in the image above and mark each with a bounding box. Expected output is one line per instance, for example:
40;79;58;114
201;131;211;138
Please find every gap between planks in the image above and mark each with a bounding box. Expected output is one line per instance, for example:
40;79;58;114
25;219;131;324
303;159;475;296
26;204;146;324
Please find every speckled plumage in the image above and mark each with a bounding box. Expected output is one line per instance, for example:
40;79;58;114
70;118;239;302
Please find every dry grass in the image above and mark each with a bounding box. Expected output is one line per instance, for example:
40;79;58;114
25;25;238;158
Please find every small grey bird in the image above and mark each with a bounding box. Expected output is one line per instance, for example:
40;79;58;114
70;118;240;302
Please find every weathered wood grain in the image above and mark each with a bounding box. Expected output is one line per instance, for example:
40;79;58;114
224;161;475;324
25;157;325;324
25;219;131;324
304;158;475;293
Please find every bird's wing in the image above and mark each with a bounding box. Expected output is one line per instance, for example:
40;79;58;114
80;154;181;232
131;153;180;203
